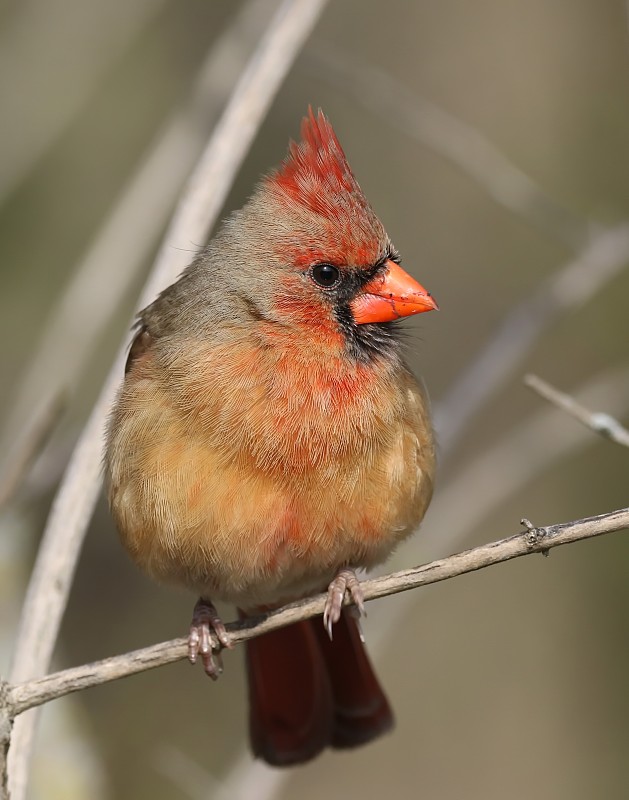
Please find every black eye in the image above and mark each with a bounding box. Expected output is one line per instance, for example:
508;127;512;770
311;263;341;288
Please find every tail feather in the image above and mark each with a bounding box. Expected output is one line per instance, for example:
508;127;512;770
314;611;394;749
243;610;393;766
244;620;333;766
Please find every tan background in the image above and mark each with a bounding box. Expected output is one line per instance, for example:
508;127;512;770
1;1;628;798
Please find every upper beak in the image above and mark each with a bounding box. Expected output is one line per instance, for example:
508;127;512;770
350;259;438;325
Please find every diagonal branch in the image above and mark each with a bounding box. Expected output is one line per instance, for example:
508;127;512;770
6;506;629;718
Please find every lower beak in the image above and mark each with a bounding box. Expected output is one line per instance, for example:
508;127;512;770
350;259;438;325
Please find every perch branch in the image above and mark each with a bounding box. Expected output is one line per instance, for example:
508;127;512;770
7;506;629;717
525;374;629;448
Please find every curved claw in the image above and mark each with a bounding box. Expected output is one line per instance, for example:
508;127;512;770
323;568;366;641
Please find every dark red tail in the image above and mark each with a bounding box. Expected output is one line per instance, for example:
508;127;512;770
243;611;394;766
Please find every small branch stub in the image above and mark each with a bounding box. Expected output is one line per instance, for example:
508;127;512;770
520;518;549;555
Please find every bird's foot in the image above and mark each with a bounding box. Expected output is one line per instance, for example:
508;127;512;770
323;568;366;640
188;598;232;680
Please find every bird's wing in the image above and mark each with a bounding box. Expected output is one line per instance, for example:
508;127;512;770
125;325;153;374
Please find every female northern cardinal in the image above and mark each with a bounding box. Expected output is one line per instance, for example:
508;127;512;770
105;109;437;766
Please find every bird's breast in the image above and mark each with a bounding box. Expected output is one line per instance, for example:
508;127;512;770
164;335;406;472
106;335;434;607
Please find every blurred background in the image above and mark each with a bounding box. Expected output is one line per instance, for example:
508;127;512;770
1;0;628;798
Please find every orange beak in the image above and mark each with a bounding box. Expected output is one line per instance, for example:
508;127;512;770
350;259;438;324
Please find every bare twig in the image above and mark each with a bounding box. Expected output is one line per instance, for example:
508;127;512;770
0;0;281;454
0;392;65;509
421;364;629;564
524;374;629;447
4;506;628;717
435;223;629;457
306;48;588;250
6;2;329;797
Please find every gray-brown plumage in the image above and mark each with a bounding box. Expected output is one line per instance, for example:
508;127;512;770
105;108;437;766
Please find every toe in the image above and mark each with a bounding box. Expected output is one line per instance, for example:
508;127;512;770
188;628;200;664
188;598;230;676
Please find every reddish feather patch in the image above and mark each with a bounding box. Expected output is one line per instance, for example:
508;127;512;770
266;109;386;270
271;108;359;208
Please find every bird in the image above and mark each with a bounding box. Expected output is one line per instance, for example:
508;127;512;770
105;108;438;767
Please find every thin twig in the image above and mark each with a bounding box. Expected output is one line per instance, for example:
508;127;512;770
435;223;629;457
6;2;329;798
305;48;588;250
0;392;65;509
420;364;629;566
524;374;629;447
5;506;628;717
0;0;280;456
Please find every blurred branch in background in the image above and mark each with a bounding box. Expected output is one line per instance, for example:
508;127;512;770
0;392;65;509
435;224;629;458
152;744;219;800
5;505;628;717
0;0;282;481
0;0;167;208
306;48;589;250
525;373;629;448
6;1;330;797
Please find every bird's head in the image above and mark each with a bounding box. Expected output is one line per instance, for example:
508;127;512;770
217;108;437;360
